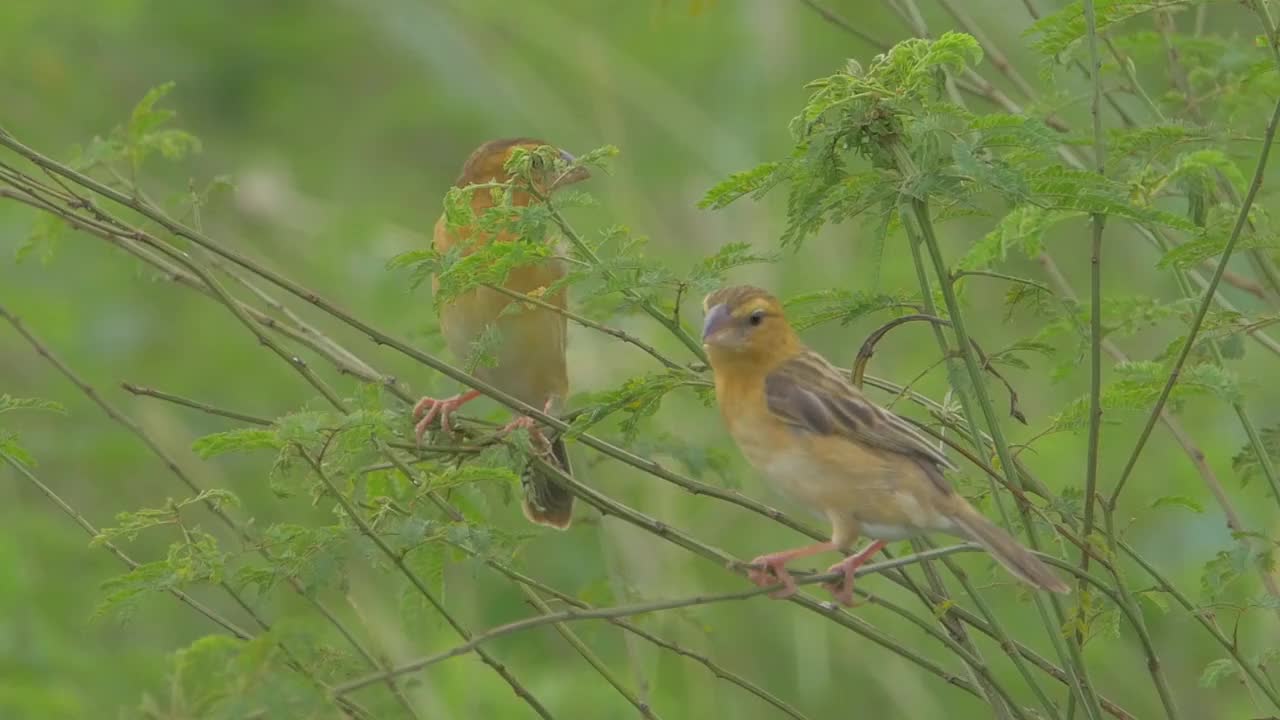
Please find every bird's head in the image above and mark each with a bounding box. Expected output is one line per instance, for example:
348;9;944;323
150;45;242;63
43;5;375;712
701;285;799;368
455;138;591;194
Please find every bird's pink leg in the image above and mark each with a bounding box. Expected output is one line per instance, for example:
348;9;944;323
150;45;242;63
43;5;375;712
824;540;887;607
413;389;482;444
747;541;837;599
498;399;555;454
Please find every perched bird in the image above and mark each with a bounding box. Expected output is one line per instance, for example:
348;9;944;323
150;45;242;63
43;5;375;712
413;138;589;529
701;285;1069;605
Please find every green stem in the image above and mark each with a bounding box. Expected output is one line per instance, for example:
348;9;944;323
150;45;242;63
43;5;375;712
541;201;707;362
898;187;1105;720
1081;0;1106;574
1110;92;1280;508
300;450;555;719
521;587;661;720
1117;538;1280;710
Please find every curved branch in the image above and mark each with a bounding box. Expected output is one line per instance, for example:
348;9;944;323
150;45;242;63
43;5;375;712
851;313;1026;424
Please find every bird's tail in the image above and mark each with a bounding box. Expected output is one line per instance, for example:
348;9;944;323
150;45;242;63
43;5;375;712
950;502;1070;594
521;434;575;529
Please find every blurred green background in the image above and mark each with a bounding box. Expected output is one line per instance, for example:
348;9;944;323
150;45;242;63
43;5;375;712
2;1;1278;718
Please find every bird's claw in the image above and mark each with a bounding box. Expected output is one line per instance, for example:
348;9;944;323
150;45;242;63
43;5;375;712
747;555;799;599
497;400;556;457
501;415;537;434
412;391;479;445
822;564;861;608
820;540;886;607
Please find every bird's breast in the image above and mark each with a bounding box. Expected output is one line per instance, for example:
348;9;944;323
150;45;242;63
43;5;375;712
726;413;837;511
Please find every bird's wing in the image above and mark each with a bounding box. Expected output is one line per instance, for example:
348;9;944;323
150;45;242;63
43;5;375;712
764;349;958;478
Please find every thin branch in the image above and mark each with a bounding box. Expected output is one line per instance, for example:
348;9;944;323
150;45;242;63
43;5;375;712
526;452;1050;716
1110;92;1280;507
334;543;987;696
470;552;816;720
0;304;404;719
895;150;1097;717
122;383;273;425
126;374;1140;716
298;449;555;718
936;0;1038;101
851;312;1027;424
1080;0;1107;607
0;142;831;544
538;200;707;362
0;453;251;641
128;357;1139;716
1038;256;1280;703
993;0;1280;630
483;282;689;372
0;176;401;397
520;587;662;720
952;269;1053;294
1116;537;1280;711
797;0;888;50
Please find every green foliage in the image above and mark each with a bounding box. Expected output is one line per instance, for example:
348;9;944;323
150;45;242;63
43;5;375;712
67;82;201;177
1028;0;1167;61
628;432;737;485
192;428;281;459
685;241;779;293
1149;494;1205;514
1158;202;1280;269
124;82;202;169
0;394;65;415
1199;536;1255;601
94;560;179;624
6;7;1280;719
384;144;610;308
1106;123;1214;166
1053;360;1241;431
571;371;710;440
698;32;988;251
131;635;330;719
698;162;783;209
400;539;448;631
14;213;66;265
237;524;352;597
463;322;503;373
784;288;918;330
1198;657;1239;689
93;490;238;545
960;206;1082;270
0;395;65;466
0;430;34;467
1232;423;1280;487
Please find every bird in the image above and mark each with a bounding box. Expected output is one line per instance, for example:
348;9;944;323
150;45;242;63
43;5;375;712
701;284;1069;606
412;137;589;529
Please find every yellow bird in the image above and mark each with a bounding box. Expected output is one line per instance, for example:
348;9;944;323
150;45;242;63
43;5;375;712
701;285;1069;605
413;138;589;529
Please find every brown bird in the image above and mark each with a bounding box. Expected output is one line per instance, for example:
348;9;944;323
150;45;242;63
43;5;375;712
701;285;1069;605
413;138;589;529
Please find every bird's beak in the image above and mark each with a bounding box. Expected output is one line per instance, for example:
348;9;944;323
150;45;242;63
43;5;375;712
550;150;591;190
701;303;732;343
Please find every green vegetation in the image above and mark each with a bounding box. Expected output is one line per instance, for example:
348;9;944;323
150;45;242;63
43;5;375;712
3;1;1280;718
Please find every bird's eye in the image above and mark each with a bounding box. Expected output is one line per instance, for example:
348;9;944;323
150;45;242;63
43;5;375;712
748;310;765;326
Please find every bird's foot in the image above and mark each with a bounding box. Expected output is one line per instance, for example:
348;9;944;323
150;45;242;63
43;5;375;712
500;415;537;434
498;400;555;456
822;540;887;607
413;389;482;444
747;552;803;599
745;541;838;600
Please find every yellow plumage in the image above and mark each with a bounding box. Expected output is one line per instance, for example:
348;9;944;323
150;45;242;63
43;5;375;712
414;138;588;529
702;284;1069;605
